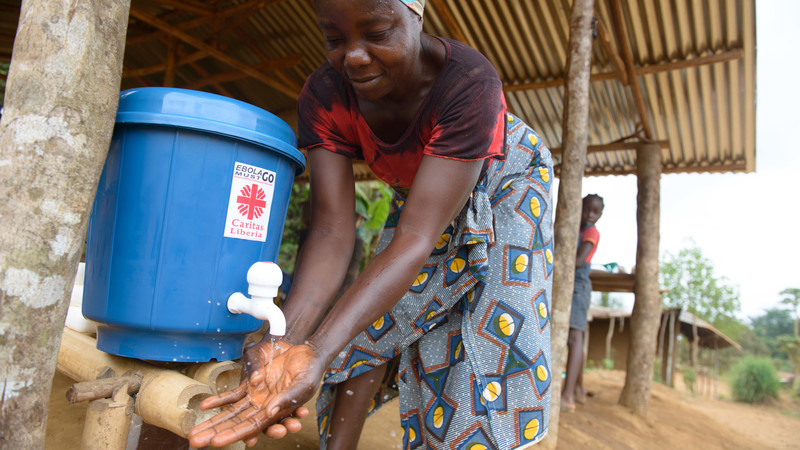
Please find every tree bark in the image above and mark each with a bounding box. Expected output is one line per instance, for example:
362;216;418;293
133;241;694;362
0;1;130;447
618;143;662;415
541;0;594;447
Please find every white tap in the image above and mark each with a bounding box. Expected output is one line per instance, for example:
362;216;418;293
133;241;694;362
227;261;286;336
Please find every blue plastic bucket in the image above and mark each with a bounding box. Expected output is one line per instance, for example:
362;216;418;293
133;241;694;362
83;88;305;362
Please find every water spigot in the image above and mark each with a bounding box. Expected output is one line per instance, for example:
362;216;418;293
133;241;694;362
227;261;286;336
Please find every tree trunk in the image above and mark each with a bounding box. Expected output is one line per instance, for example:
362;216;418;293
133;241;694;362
541;0;594;447
618;143;661;416
0;1;130;447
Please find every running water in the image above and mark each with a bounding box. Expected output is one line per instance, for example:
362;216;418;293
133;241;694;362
267;335;277;370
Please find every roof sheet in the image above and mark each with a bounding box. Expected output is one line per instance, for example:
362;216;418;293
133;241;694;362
0;0;757;177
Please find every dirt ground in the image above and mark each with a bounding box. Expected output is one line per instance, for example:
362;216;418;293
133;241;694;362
47;369;800;449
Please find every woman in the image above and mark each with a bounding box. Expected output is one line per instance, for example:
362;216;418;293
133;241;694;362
189;0;554;448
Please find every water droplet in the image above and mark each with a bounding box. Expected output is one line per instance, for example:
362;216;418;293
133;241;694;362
216;328;221;332
216;302;220;306
345;390;354;396
172;358;177;361
207;300;211;304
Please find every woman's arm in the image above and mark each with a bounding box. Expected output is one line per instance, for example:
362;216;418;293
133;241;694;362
278;148;359;345
306;154;484;364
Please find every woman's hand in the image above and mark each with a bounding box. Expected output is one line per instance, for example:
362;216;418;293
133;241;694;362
187;342;324;448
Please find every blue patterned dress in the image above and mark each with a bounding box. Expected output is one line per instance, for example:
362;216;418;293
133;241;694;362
316;113;554;449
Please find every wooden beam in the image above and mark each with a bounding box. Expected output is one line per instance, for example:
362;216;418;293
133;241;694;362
636;48;744;76
549;140;670;155
188;60;234;97
143;0;214;16
123;51;206;78
503;48;743;92
428;0;470;44
129;6;300;99
126;0;281;46
595;18;628;85
232;27;302;93
608;0;653;139
122;50;299;80
163;37;178;87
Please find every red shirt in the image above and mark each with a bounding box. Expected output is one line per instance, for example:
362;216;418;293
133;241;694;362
580;225;600;265
297;37;507;188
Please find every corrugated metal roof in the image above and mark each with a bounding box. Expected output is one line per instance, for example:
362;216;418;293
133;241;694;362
0;0;757;177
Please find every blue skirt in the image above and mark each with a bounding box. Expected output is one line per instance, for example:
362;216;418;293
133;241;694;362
316;113;554;449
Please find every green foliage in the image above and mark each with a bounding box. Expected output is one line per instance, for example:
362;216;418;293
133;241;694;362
776;334;800;390
594;291;624;309
660;244;743;339
602;357;614;370
729;357;780;404
780;287;800;337
653;358;662;383
682;365;696;393
750;307;795;359
354;181;392;270
0;61;7;109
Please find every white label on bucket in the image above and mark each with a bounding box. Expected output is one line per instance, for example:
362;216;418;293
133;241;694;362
224;162;276;242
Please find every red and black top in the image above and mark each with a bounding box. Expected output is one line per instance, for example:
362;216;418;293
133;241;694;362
298;37;508;189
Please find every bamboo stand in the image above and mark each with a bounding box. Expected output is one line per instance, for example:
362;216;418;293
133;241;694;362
57;327;244;448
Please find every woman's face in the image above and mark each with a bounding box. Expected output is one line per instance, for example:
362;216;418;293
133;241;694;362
315;0;423;102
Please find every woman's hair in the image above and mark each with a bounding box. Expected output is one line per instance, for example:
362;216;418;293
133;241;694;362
583;193;604;208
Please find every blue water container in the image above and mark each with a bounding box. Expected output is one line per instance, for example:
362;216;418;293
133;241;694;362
83;87;305;362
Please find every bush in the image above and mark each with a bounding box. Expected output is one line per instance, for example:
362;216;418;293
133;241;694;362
729;357;780;403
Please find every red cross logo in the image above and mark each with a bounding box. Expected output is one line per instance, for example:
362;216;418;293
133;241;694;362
237;184;266;220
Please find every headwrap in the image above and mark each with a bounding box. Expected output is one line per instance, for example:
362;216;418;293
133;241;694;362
399;0;424;17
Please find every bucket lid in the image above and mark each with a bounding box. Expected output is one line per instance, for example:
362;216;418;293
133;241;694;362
116;87;305;175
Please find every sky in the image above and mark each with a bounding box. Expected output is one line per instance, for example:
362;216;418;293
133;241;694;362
553;0;800;322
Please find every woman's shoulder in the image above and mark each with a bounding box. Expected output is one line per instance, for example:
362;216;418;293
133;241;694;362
437;37;502;83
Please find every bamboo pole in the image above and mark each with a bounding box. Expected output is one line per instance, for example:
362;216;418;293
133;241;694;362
57;328;219;437
80;383;134;450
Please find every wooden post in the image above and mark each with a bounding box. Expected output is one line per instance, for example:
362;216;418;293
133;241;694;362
583;324;591;369
714;340;719;398
543;0;594;447
657;312;668;382
666;310;676;387
605;317;616;363
80;383;134;450
619;143;662;415
691;320;699;368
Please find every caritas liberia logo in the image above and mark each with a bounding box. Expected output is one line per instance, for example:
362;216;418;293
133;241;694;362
224;162;276;242
237;184;266;220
